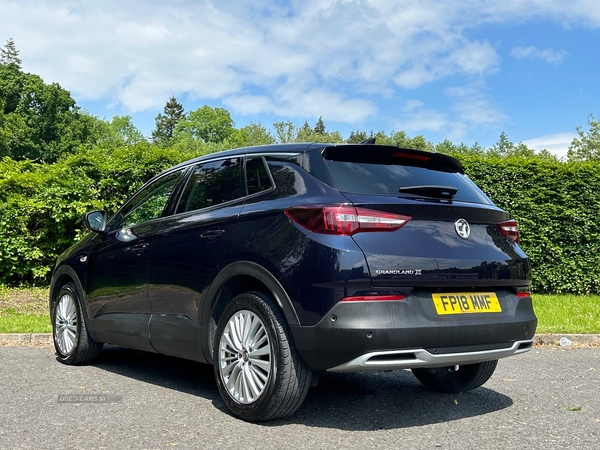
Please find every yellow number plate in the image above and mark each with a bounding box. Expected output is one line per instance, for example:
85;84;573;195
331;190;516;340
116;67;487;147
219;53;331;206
432;292;502;315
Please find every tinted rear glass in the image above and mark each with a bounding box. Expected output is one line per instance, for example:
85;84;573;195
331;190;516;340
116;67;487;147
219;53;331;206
324;154;492;205
246;157;273;195
176;158;244;213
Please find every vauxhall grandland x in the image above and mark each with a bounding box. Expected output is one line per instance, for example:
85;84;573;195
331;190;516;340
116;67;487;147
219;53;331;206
50;142;537;421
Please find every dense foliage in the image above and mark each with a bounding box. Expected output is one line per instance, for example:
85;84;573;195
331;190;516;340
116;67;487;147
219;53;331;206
0;144;208;285
456;155;600;294
0;39;101;163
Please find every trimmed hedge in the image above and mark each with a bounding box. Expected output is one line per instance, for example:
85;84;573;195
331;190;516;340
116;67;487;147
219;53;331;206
0;148;599;294
0;143;202;285
458;155;600;294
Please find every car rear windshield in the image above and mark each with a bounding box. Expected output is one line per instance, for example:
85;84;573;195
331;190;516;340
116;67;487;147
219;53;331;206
322;146;492;205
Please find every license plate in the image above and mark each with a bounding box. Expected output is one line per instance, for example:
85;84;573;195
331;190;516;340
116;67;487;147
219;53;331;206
432;292;502;315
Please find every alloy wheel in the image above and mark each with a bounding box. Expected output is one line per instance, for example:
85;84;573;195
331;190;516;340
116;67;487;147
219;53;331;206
218;310;272;404
54;292;78;356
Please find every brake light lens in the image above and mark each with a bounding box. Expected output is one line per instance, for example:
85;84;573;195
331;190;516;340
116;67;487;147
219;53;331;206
285;205;411;236
341;295;406;302
497;219;519;243
392;151;431;163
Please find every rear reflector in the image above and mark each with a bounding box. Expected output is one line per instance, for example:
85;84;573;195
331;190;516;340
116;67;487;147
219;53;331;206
341;295;406;302
516;292;531;298
497;219;520;243
285;205;411;236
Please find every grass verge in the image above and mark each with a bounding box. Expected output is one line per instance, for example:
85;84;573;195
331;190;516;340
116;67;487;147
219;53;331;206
0;288;599;334
532;294;600;334
0;286;51;333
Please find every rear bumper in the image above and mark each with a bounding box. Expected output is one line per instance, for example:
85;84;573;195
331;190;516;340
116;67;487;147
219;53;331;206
327;339;533;372
289;291;537;371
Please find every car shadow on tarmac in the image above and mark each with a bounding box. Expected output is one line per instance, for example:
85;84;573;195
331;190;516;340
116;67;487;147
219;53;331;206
92;345;513;431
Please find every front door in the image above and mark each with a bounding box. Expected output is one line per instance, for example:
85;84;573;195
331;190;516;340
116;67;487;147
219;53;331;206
85;170;184;351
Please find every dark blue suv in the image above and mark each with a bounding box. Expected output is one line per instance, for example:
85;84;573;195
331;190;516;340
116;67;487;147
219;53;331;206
50;143;537;421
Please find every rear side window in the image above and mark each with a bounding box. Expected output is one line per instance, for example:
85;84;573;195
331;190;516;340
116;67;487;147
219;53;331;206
177;158;244;213
323;147;492;204
246;157;272;195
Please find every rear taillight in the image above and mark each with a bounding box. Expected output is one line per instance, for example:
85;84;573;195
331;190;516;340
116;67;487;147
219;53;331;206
285;205;411;236
497;219;519;243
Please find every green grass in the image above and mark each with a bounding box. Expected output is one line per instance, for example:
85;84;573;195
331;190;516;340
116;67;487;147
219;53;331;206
0;286;51;333
0;288;599;334
0;308;52;333
532;294;600;334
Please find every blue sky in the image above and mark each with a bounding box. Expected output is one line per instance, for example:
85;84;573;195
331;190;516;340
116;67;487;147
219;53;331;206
1;0;599;158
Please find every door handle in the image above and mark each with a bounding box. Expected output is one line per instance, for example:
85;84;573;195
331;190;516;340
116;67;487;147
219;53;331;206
200;229;225;242
132;241;150;254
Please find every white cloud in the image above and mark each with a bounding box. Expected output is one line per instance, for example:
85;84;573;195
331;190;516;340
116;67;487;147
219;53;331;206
511;46;568;64
446;85;506;126
395;99;448;134
225;85;377;123
401;100;425;112
441;84;507;139
522;132;577;159
400;109;449;134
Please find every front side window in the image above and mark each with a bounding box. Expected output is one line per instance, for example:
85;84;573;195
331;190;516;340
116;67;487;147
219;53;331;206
176;158;244;213
113;170;183;229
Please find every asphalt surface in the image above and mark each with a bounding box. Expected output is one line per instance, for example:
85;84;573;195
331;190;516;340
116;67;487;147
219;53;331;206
0;345;598;449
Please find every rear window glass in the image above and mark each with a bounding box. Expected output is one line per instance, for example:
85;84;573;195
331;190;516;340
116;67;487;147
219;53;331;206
176;158;244;213
246;157;273;195
324;157;492;204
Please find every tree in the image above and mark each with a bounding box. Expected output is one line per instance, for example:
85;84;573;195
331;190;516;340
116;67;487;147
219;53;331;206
435;139;486;156
273;121;297;143
567;115;600;162
314;116;326;134
347;130;368;143
174;105;234;144
224;123;275;148
284;118;343;144
0;40;98;162
489;131;514;157
236;123;275;146
375;130;434;151
508;142;536;158
98;116;146;148
0;38;20;68
488;132;542;158
296;121;313;142
152;96;185;147
0;39;24;115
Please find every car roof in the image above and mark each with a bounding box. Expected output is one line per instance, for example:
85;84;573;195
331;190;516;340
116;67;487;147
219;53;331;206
167;143;317;172
150;142;464;186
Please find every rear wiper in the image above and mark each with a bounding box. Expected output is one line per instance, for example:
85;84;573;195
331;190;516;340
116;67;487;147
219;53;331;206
398;185;458;199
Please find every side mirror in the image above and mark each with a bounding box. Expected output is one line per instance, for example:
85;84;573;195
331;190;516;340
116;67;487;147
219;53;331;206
83;210;107;233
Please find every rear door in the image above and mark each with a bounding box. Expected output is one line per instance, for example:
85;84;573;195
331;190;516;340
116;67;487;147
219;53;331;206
147;157;246;360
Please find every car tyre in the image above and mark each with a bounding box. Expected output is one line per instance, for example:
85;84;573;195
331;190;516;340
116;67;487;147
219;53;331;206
52;282;103;365
213;291;312;422
411;360;498;393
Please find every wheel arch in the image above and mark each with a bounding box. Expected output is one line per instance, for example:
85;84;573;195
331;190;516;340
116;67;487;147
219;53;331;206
50;265;99;342
201;261;299;364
